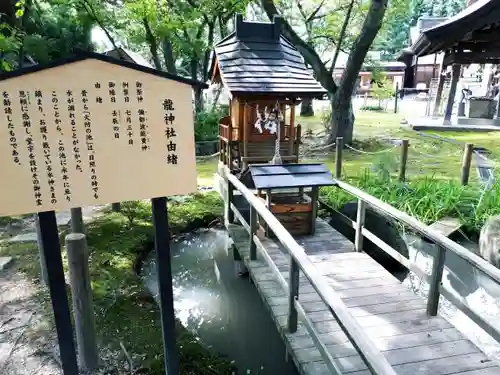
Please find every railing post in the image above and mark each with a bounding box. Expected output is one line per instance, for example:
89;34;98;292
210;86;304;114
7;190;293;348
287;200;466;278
287;257;300;333
398;139;409;182
460;143;474;186
427;245;447;316
354;199;366;252
394;83;399;113
226;179;234;224
335;137;343;179
249;206;257;260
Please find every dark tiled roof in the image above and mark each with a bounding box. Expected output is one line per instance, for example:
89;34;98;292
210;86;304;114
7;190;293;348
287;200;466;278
412;0;500;57
211;15;326;98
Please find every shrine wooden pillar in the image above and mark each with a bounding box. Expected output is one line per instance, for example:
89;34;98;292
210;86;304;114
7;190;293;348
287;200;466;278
242;102;248;169
288;101;296;156
496;92;500;119
443;64;461;125
433;62;447;117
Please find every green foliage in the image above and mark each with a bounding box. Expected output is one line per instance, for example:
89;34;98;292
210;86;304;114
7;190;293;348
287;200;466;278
372;77;394;107
194;105;229;141
0;192;229;374
119;200;152;227
1;0;95;71
360;105;385;112
374;0;467;60
321;170;500;233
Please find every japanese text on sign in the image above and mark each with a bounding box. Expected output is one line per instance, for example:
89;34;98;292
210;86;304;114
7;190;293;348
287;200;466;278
0;59;197;216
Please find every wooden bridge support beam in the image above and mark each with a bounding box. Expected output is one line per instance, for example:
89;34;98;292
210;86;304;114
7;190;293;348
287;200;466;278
427;245;447;316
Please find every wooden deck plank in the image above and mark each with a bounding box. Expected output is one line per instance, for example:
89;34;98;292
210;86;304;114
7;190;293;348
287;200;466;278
227;220;500;375
304;352;497;375
428;217;462;238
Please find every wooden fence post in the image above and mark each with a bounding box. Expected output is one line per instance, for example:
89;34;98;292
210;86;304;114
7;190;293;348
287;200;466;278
335;137;343;179
249;206;257;260
287;257;300;333
66;233;99;372
427;245;447;316
461;143;474;185
34;214;49;286
399;139;409;182
226;180;234;224
354;199;366;252
394;83;399;114
70;207;84;234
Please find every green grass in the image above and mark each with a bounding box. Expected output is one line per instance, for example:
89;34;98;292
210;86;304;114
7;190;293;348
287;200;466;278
299;111;497;183
321;170;500;233
0;192;235;375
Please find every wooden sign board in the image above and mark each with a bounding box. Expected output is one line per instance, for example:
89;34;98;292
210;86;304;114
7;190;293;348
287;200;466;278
0;58;198;216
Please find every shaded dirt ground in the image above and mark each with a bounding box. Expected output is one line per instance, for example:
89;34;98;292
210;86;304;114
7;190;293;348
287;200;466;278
0;268;61;375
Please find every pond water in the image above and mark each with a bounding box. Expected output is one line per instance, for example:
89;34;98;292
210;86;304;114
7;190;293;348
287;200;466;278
141;228;299;375
401;232;500;359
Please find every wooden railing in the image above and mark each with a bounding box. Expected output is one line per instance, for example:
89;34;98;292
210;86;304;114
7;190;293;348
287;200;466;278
331;179;500;343
226;173;398;375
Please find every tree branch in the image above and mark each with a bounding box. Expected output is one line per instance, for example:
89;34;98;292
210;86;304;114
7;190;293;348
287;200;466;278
79;0;125;59
142;17;162;70
337;0;388;101
329;0;355;74
306;0;326;24
260;0;337;93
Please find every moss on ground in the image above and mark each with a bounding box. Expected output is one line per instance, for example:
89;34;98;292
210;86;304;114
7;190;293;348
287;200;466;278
0;192;237;375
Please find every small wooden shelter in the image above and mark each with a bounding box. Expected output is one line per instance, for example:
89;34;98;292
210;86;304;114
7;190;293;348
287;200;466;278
240;164;334;237
210;15;326;171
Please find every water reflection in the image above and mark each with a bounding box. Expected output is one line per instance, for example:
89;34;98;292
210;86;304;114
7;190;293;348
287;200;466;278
142;228;299;375
402;233;500;359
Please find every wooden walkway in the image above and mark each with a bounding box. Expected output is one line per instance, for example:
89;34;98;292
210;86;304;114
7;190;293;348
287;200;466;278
228;218;500;375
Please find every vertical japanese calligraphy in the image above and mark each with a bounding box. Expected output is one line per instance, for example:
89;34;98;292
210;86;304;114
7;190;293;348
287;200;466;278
125;109;133;145
163;98;178;165
95;82;103;104
20;90;43;206
2;92;21;165
109;81;120;139
36;90;57;205
0;58;197;216
81;89;99;200
136;81;143;103
66;90;83;172
52;91;71;202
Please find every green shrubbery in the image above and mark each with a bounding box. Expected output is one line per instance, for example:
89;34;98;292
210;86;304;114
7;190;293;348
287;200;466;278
194;105;229;142
0;192;234;374
321;169;500;233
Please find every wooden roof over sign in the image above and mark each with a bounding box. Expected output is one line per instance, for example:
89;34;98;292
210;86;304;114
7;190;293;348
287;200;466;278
411;0;500;65
0;49;208;89
209;15;327;99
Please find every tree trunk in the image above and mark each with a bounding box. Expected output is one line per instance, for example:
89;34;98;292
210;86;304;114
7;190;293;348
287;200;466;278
260;0;387;146
330;95;354;144
300;98;314;116
162;38;177;74
143;18;162;70
190;58;203;112
329;0;388;144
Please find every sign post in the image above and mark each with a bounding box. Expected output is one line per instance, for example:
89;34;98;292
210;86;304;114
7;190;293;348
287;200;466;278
38;210;79;374
0;51;204;375
151;197;179;374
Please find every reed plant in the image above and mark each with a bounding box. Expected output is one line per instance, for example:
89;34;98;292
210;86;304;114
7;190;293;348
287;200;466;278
321;169;500;234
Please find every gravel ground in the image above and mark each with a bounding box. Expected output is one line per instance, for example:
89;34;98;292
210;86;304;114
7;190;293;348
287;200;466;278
0;268;61;375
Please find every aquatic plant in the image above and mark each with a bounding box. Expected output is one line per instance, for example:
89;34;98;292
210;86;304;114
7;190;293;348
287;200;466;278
321;170;500;233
